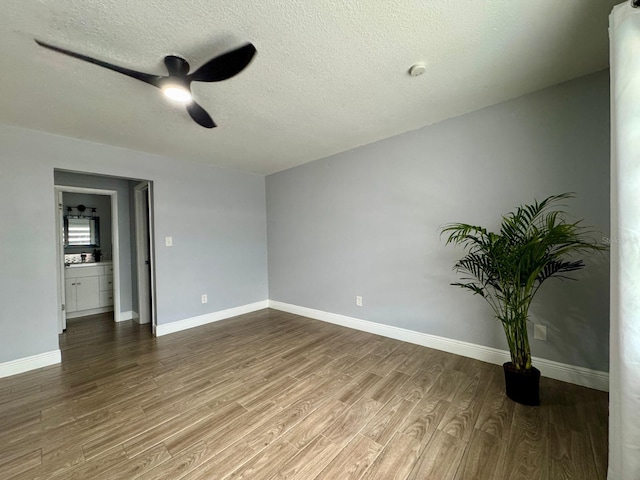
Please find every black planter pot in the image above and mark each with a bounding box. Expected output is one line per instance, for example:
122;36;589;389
503;362;541;406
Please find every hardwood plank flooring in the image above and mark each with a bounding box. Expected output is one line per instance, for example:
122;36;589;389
0;309;608;479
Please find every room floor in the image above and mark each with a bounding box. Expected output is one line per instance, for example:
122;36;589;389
0;309;608;479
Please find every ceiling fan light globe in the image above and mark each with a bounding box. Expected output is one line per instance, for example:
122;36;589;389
162;86;192;103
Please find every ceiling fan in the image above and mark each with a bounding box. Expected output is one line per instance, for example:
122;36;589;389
35;39;257;128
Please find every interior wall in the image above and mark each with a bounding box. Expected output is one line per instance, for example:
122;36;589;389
0;124;268;364
0;157;60;362
266;70;611;372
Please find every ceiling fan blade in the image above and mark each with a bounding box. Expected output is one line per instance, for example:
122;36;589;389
164;55;190;77
189;43;256;83
35;39;163;88
187;101;216;128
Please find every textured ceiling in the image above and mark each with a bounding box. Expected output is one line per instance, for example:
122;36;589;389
1;1;617;175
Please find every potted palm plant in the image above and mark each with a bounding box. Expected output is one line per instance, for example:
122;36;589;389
441;193;605;405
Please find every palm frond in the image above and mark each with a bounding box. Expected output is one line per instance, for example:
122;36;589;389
451;282;487;297
440;192;606;370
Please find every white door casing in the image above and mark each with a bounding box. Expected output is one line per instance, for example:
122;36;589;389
54;186;120;327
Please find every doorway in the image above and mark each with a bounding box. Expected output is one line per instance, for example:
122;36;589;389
55;186;120;332
54;174;157;335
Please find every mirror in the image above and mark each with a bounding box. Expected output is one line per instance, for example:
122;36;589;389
64;216;100;247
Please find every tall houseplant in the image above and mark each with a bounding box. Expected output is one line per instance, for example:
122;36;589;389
441;193;605;405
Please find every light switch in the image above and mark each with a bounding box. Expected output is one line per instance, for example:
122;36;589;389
165;236;173;247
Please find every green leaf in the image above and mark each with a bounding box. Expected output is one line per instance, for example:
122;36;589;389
440;192;607;370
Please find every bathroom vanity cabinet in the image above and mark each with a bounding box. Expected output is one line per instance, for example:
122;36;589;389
64;262;113;318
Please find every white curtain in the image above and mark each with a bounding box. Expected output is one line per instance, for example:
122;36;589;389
609;3;640;479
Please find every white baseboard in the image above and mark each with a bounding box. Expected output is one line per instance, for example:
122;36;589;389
119;311;139;322
132;311;150;325
0;350;62;379
268;301;609;392
156;301;269;337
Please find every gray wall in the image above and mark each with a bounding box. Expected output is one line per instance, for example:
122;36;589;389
62;192;112;257
0;70;609;372
266;70;610;372
56;172;135;313
0;125;268;363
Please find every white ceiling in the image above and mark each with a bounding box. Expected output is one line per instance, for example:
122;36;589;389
1;1;617;175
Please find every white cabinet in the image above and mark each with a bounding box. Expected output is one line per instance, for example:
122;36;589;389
64;278;77;312
99;275;113;291
66;273;99;313
99;275;114;307
64;263;113;317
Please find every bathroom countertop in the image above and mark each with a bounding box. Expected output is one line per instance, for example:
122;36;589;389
65;261;112;268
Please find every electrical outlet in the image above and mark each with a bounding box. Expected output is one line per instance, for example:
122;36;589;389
165;236;173;247
201;294;208;304
356;296;363;307
533;324;547;341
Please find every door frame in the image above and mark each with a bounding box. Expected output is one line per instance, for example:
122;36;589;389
54;185;120;331
133;181;157;334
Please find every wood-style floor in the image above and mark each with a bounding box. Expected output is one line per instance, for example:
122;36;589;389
0;309;608;479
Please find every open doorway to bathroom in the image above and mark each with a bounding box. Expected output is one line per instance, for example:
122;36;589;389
56;187;116;331
54;170;156;336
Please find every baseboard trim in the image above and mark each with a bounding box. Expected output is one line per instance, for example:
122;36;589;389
156;301;269;337
119;311;139;322
0;350;62;379
132;311;150;325
268;301;609;392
